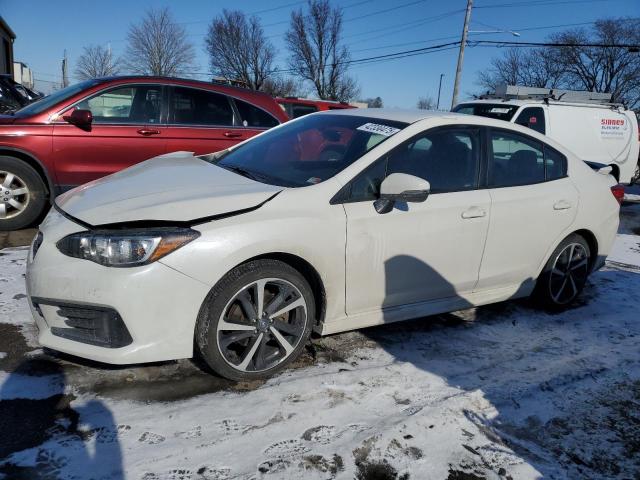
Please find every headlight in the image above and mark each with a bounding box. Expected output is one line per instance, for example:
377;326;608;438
56;228;200;267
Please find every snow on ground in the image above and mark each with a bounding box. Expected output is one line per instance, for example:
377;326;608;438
1;220;640;479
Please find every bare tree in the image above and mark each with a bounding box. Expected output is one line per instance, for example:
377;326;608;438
477;48;563;93
205;10;275;90
549;18;640;108
124;7;195;76
417;96;435;110
359;96;383;108
262;76;305;97
476;18;640;108
285;0;359;101
75;45;120;80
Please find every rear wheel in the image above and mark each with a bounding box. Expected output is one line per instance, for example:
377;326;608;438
196;259;315;381
631;161;640;185
533;234;591;309
0;156;47;231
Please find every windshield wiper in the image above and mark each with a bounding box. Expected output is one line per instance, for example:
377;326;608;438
222;165;261;182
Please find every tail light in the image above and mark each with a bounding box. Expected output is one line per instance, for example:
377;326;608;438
611;184;625;205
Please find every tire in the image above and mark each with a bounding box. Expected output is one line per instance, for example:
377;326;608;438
0;156;48;231
631;161;640;185
195;259;315;381
533;233;591;310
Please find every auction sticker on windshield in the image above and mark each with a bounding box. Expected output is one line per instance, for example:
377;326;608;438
357;123;401;136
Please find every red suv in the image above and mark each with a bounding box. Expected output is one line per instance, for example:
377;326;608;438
0;76;288;230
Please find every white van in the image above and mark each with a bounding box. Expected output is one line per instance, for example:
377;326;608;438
453;85;640;184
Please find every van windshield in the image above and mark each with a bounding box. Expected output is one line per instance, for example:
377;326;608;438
453;103;519;122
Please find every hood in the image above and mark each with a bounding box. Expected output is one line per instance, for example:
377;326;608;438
0;115;16;124
55;151;283;226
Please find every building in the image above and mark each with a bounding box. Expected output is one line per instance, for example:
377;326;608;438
0;16;16;76
13;61;34;89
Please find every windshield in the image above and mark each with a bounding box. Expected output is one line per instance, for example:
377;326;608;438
215;114;408;187
453;103;519;122
14;79;101;116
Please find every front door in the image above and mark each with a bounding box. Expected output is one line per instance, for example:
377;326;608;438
342;126;491;315
52;84;166;188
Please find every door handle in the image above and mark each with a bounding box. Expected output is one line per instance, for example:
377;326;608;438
553;200;572;210
461;207;486;219
223;131;243;138
137;128;160;136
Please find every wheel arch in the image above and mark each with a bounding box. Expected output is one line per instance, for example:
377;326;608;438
535;227;600;280
245;252;327;328
0;147;54;197
573;228;599;271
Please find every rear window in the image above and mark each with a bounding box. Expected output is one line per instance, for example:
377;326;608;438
453;103;519;122
234;98;279;128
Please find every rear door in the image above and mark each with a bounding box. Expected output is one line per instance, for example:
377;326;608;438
476;127;578;292
52;83;166;187
165;86;258;155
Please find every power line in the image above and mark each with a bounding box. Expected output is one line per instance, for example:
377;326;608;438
351;19;609;54
344;0;427;23
263;0;376;30
344;8;465;42
470;39;640;48
474;0;619;8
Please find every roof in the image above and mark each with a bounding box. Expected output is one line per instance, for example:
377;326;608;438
457;98;622;109
93;75;275;98
316;107;459;124
0;17;16;39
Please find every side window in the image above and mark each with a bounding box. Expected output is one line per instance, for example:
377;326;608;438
515;107;546;134
347;159;387;202
77;85;162;124
291;104;317;118
234;98;279;128
386;128;480;194
172;87;233;126
544;146;567;181
489;130;545;187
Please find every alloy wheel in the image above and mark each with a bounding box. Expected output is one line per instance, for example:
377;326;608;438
216;278;308;372
0;170;30;220
548;243;589;305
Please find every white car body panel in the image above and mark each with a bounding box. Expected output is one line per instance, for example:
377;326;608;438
56;151;282;225
26;209;211;364
25;110;620;364
344;189;491;314
477;178;579;292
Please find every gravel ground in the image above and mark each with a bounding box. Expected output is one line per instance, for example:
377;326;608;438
0;203;639;480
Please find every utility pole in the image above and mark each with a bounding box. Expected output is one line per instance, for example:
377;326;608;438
61;50;69;88
451;0;473;109
436;73;444;110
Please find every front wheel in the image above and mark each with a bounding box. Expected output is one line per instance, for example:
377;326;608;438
196;259;315;381
0;156;48;231
533;234;591;309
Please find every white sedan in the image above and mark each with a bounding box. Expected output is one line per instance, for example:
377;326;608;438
26;109;621;380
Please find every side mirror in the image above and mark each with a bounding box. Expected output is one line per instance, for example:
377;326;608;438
374;173;430;214
62;109;93;131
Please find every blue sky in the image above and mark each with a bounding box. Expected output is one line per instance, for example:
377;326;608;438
1;0;638;107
